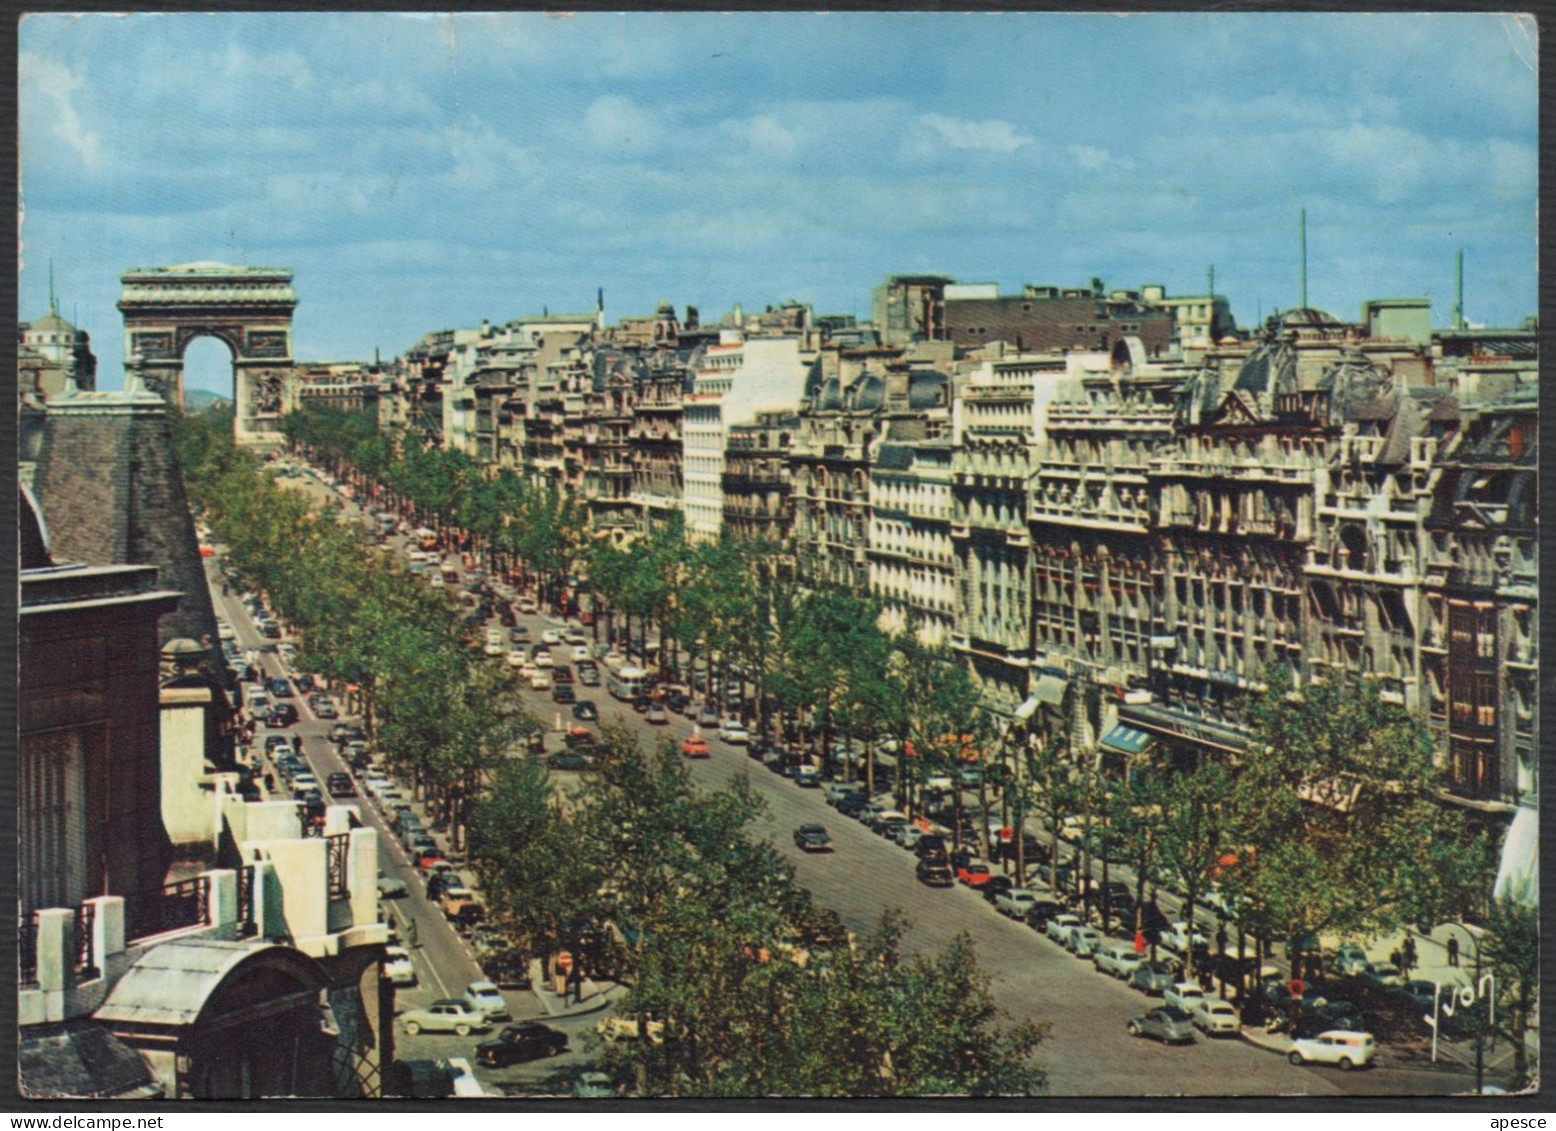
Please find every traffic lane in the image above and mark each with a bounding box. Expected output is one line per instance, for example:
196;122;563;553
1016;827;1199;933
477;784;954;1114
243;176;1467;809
207;551;487;1000
532;690;1341;1098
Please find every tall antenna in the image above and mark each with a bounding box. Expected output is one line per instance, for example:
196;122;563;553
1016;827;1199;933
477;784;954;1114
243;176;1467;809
48;260;57;316
1453;250;1465;331
1299;208;1308;309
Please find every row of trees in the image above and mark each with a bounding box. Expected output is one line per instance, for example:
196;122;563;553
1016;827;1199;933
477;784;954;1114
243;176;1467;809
278;404;1535;1086
174;406;534;851
472;726;1048;1096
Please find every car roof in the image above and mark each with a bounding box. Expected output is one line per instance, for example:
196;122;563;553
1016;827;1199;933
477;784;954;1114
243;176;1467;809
467;981;499;993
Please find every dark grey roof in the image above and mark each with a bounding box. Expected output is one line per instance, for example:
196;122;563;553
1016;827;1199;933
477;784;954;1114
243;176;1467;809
1233;339;1296;395
19;1020;161;1099
817;376;844;412
847;373;885;412
908;369;948;409
874;444;915;471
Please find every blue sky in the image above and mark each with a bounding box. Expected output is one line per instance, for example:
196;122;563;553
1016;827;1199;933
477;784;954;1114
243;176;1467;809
20;11;1538;394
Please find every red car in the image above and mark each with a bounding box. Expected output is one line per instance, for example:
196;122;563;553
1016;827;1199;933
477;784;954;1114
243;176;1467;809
681;735;710;759
957;863;993;888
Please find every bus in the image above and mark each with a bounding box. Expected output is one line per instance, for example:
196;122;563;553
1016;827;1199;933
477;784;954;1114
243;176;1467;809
605;663;647;702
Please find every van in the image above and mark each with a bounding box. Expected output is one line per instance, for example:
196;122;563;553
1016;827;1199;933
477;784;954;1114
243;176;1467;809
1288;1030;1375;1071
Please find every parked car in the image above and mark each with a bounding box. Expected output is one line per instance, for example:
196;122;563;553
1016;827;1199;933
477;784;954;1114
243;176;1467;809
793;824;834;852
476;1022;568;1067
400;1000;492;1037
548;752;590;772
1128;1006;1196;1045
552;684;576;704
1046;914;1084;946
1328;944;1372;978
1288;1030;1376;1071
1191;998;1240;1037
696;706;720;728
1067;926;1103;958
645;704;668;725
377;873;409;899
529;671;554;691
994;888;1041;919
1095;943;1145;978
462;981;512;1023
268;677;293;699
793;765;822;788
440;887;479;919
383;945;416;986
1360;962;1406;991
572;700;599;721
1162;920;1210;954
718;720;750;744
313;697;339;720
327;772;356;798
1130;960;1181;996
1023;900;1067;931
681;735;710;759
267;703;298;727
1164;981;1207;1014
956;862;994;889
916;858;955;887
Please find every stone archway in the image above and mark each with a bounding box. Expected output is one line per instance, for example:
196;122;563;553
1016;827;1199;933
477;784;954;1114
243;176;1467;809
119;263;298;442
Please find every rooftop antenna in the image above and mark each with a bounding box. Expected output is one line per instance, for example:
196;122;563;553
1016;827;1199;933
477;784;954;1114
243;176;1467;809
1299;208;1308;309
48;260;57;316
1453;250;1465;331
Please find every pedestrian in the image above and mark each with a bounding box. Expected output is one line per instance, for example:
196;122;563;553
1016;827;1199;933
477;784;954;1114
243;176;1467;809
407;917;420;949
1390;946;1402;970
569;963;585;1006
1447;935;1460;968
1401;936;1417;977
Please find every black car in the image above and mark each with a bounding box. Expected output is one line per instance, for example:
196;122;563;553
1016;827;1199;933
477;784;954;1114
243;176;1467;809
793;824;834;853
330;723;366;745
999;834;1049;866
268;677;293;699
548;752;590;772
294;674;316;694
834;793;868;819
326;773;356;798
665;692;690;714
631;695;652;714
552;684;576;704
476;1022;568;1068
572;701;599;721
914;835;948;862
267;703;298;727
1023;900;1067;930
916;858;955;887
981;875;1015;905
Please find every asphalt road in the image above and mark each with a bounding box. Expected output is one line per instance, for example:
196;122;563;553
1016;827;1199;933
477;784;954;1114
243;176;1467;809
256;454;1472;1099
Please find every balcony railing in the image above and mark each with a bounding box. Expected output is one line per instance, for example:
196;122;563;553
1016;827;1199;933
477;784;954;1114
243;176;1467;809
237;864;258;938
18;911;38;986
73;901;98;979
326;833;351;901
127;876;211;942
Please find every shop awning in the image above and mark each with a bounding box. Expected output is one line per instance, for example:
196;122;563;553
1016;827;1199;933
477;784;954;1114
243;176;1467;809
1032;673;1069;706
1100;724;1155;757
1494;799;1538;905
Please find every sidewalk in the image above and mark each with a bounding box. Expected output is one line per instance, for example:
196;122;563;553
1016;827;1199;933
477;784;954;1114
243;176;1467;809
526;959;626;1019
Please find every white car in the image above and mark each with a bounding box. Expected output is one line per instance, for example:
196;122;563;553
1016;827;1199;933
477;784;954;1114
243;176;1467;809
530;671;554;691
462;980;511;1022
1191;998;1240;1037
565;630;588;646
517;597;539;614
506;650;527;668
994;888;1040;919
571;645;591;663
383;946;416;986
923;774;954;794
541;629;562;645
1046;914;1083;946
1164;980;1207;1014
1094;943;1145;978
718;720;750;744
1068;926;1103;958
1288;1030;1376;1071
533;652;554;669
1162;920;1210;953
484;639;506;656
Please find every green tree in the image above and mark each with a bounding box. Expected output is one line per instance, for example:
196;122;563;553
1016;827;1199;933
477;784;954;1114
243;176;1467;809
1153;762;1235;979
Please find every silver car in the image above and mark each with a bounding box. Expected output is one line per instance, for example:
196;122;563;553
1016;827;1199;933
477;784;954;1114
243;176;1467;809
1094;943;1144;978
1128;1006;1196;1045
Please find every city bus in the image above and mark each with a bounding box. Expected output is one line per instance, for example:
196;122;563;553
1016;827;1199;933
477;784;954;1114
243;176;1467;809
605;663;647;702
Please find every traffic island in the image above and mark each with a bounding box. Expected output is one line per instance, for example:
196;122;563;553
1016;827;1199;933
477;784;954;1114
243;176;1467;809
527;959;624;1019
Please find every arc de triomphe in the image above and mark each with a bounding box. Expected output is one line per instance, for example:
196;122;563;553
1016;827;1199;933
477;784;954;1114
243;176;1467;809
119;263;298;441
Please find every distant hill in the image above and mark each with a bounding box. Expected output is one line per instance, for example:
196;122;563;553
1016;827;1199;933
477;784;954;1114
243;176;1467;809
184;388;233;412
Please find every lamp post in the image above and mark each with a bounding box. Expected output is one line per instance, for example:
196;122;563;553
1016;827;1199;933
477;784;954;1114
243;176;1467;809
1432;923;1490;1095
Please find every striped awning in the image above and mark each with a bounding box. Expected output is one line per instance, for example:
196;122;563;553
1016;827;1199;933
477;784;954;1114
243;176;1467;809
1100;725;1155;757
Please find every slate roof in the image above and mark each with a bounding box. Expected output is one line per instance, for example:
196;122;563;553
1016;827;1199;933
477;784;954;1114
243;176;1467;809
18;1020;161;1099
30;392;218;656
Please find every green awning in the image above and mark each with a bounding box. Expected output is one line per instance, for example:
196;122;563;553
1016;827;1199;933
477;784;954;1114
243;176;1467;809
1032;673;1068;707
1100;725;1155;757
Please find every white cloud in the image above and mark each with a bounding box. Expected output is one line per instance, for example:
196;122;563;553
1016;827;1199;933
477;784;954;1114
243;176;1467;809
917;112;1032;153
582;95;665;155
721;113;799;163
1068;144;1135;173
19;52;102;169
